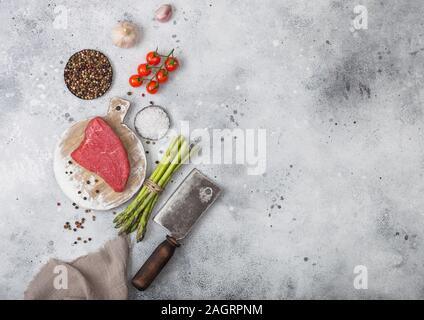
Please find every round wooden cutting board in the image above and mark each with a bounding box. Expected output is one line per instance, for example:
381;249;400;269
54;97;146;211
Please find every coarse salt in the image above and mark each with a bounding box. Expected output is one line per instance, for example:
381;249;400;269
134;106;170;140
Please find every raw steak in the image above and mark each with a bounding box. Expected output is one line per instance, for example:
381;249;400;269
71;117;130;192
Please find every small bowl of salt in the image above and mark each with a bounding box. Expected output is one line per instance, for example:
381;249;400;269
134;105;170;141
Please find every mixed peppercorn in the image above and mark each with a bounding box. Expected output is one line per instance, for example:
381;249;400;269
64;49;113;100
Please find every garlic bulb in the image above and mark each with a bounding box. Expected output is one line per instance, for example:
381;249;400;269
155;4;173;23
111;21;139;48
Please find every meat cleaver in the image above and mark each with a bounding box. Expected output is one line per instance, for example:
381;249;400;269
132;168;221;290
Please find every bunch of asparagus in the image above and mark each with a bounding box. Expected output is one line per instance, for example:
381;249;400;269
114;135;196;241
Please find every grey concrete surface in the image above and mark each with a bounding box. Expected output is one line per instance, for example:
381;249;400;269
1;0;424;299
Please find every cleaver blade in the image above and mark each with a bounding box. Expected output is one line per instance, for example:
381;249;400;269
154;168;221;241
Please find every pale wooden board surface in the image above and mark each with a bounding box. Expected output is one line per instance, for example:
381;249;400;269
53;97;146;210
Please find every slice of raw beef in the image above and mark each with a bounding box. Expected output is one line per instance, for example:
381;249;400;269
71;117;130;192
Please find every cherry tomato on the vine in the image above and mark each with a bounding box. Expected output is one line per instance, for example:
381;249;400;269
129;75;143;87
156;69;169;83
165;57;179;72
137;63;152;76
146;80;159;94
146;51;161;65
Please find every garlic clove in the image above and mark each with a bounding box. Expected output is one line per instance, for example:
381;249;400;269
155;4;173;23
111;21;140;49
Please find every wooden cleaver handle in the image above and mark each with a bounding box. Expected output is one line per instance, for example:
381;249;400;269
132;235;180;291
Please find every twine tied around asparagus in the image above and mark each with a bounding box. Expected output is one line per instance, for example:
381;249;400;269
143;179;163;194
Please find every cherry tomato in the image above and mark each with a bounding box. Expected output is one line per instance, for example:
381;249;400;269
146;51;161;65
156;69;169;83
146;80;159;94
165;57;179;72
129;75;143;87
137;63;151;76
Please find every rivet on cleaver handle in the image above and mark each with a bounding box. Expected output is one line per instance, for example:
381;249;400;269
132;169;221;291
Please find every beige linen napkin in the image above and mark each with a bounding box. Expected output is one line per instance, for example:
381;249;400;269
24;236;130;300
